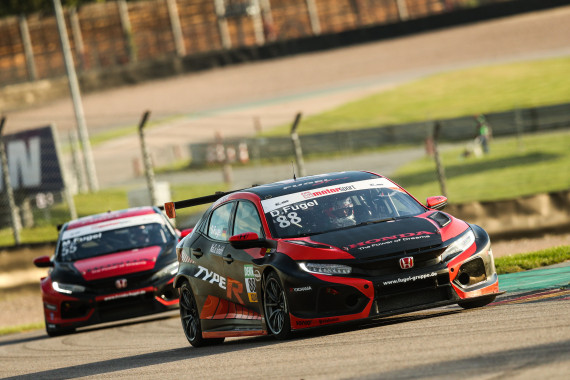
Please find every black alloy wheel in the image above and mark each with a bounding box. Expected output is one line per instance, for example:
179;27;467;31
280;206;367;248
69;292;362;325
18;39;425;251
263;272;291;340
179;282;224;347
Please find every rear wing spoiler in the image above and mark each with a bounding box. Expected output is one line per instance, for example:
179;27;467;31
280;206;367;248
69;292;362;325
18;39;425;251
160;189;243;219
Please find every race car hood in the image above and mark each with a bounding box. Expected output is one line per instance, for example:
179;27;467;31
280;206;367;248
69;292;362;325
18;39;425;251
310;216;446;259
73;246;161;281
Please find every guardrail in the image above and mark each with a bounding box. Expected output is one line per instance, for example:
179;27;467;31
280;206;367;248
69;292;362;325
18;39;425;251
188;102;570;167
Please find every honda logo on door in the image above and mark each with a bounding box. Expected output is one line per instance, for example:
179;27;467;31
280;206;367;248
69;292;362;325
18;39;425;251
399;257;414;269
115;279;127;289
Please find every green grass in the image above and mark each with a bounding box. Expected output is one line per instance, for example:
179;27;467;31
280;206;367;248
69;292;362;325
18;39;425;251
494;245;570;274
0;322;45;336
0;183;226;246
264;57;570;136
392;129;570;203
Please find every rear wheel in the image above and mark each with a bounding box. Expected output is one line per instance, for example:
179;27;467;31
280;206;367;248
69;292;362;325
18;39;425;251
458;294;497;309
263;272;291;340
179;282;224;347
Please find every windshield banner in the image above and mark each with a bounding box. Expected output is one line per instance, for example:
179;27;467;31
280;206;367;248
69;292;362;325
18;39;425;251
261;178;397;213
62;214;165;240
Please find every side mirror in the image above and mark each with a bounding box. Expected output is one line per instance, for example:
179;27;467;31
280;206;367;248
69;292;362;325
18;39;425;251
33;256;53;268
229;232;276;250
426;196;448;210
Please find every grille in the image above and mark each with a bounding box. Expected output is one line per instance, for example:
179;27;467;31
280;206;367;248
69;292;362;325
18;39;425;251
351;245;445;276
97;292;155;321
377;286;452;312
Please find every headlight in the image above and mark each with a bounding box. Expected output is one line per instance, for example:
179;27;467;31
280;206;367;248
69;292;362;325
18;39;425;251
299;262;352;275
442;229;475;261
152;261;179;280
52;281;85;294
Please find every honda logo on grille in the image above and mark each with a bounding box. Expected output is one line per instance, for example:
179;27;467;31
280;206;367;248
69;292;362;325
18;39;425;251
115;279;127;289
399;257;414;269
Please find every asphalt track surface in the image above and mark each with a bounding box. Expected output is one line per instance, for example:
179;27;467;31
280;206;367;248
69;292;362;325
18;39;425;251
1;7;570;379
1;266;569;379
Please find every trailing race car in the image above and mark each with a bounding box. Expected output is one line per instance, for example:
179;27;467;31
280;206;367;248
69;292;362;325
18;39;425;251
33;206;183;336
165;171;501;347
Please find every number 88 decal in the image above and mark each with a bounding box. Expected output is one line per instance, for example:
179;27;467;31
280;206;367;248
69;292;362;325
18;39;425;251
276;212;302;228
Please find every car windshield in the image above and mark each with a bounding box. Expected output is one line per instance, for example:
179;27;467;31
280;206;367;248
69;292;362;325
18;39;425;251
57;222;170;262
261;178;426;239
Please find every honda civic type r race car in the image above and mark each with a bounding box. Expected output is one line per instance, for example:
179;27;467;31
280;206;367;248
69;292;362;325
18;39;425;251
165;171;500;347
33;207;183;336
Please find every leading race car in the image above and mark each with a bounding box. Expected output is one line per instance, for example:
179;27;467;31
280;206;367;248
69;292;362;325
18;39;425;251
33;206;183;336
166;171;501;347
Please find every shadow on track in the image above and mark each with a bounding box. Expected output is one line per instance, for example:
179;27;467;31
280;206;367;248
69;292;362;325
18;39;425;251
5;309;463;379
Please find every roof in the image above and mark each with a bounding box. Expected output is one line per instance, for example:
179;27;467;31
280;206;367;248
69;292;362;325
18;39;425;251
65;206;158;231
246;171;380;199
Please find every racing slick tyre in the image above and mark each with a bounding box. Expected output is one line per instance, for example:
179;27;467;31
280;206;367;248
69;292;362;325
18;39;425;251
45;320;75;337
179;282;224;347
458;294;497;309
263;272;292;340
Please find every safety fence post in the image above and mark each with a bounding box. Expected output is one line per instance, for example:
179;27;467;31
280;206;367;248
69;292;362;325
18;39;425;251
0;116;22;245
290;112;306;178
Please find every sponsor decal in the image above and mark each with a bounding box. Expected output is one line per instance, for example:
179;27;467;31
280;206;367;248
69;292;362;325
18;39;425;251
209;243;225;256
269;200;319;216
244;265;258;302
291;286;312;292
261;178;395;213
344;231;435;251
62;214;165;240
115;278;128;289
227;278;244;304
195;265;227;289
283;178;336;190
194;266;244;304
103;289;146;301
296;320;313;327
382;272;437;286
89;258;149;274
318;317;340;325
269;200;320;229
254;269;261;282
61;232;103;258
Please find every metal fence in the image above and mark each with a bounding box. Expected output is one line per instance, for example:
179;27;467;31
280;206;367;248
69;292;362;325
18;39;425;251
0;0;507;86
188;103;570;167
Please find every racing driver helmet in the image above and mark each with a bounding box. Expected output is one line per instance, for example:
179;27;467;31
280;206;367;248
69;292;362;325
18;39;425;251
331;197;356;227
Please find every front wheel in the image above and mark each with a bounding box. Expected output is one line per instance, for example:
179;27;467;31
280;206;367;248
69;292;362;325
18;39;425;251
179;282;224;347
263;272;292;340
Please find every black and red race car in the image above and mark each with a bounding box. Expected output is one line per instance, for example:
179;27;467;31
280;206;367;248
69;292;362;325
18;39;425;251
33;206;182;336
166;171;500;347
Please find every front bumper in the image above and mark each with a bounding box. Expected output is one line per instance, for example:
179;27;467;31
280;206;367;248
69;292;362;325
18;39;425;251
41;277;179;330
284;240;499;331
